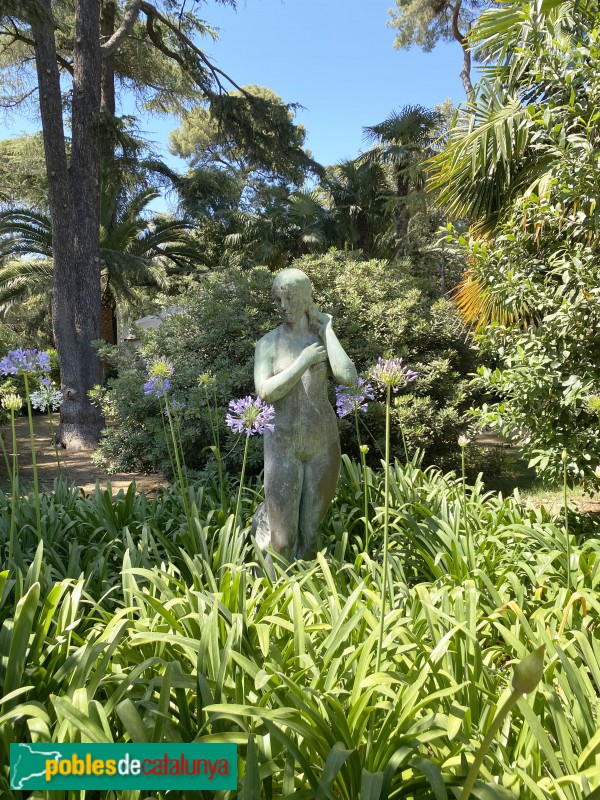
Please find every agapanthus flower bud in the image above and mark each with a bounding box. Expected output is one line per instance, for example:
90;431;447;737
147;357;174;381
585;394;600;415
198;372;217;388
512;645;545;694
369;357;418;393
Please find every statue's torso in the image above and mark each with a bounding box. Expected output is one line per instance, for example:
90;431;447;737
266;326;338;460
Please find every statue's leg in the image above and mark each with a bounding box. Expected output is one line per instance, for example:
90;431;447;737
297;439;341;559
264;454;303;561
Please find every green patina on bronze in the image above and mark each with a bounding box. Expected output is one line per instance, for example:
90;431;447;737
253;268;357;562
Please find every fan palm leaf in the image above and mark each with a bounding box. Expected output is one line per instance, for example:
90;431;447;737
429;0;596;327
428;0;594;231
451;270;537;330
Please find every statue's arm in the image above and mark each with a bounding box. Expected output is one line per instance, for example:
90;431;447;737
254;335;327;404
311;312;357;386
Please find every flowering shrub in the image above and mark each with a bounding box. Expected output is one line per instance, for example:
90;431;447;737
94;253;477;474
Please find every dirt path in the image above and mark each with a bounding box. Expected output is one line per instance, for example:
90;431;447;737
0;414;165;495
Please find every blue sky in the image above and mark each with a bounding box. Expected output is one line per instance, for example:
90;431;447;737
176;0;466;166
3;0;466;182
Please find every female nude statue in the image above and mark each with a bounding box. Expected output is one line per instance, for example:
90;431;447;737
253;268;357;561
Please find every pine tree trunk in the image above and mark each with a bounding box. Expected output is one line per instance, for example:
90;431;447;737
33;0;104;449
100;0;116;115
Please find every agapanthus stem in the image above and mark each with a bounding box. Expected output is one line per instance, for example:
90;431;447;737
234;436;249;530
204;384;225;510
163;390;191;529
160;407;177;479
460;690;520;800
376;385;391;672
8;409;18;561
563;458;571;590
23;374;41;537
47;408;61;474
173;413;190;487
212;383;225;510
462;446;468;543
354;410;369;549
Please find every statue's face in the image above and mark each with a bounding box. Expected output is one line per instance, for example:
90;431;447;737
273;283;310;325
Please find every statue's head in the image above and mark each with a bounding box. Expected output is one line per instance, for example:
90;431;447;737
272;268;312;324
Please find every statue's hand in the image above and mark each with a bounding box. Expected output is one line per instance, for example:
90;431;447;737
301;342;327;368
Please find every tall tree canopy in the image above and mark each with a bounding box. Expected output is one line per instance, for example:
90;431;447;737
388;0;492;95
169;83;321;220
0;0;312;447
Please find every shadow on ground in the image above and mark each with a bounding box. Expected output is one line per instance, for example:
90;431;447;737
476;431;600;515
0;413;165;495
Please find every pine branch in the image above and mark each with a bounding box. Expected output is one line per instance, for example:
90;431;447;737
2;18;74;74
0;86;38;107
101;0;143;57
139;1;251;97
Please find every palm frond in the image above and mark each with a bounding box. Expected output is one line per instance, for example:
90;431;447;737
452;270;537;330
0;257;52;315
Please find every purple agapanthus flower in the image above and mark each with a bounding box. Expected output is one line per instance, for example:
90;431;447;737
369;357;418;392
143;356;174;399
0;348;51;376
335;378;375;418
226;396;275;437
144;376;171;397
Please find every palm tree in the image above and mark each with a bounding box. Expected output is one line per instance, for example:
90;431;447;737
323;159;392;259
427;0;594;326
428;0;589;231
224;189;335;269
0;188;197;343
359;105;441;255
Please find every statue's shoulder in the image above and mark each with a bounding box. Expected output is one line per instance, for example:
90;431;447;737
255;328;279;353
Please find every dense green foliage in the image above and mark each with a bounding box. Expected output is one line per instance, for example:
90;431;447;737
94;250;476;475
0;456;598;797
432;0;600;488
